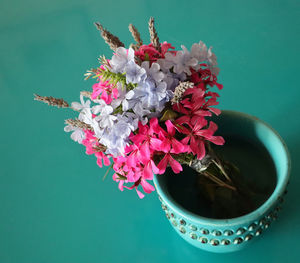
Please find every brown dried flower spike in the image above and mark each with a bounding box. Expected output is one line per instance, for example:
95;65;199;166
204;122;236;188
34;94;69;108
94;22;125;51
148;17;161;53
80;91;92;99
65;118;92;131
129;23;143;50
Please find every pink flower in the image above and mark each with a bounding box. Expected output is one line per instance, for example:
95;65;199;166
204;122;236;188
130;118;163;159
127;121;161;180
190;68;223;90
173;86;221;126
124;177;155;199
158;120;188;154
95;152;110;168
160;41;176;56
135;42;175;63
125;144;142;167
82;130;111;167
112;132;159;198
82;130;98;154
177;117;225;160
157;153;183;174
91;81;118;104
112;154;156;199
185;87;221;116
143;159;160;180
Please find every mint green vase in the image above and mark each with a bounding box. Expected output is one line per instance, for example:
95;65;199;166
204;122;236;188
153;110;291;253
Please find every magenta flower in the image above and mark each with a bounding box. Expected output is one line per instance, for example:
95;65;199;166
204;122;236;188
130;118;163;158
135;42;175;63
142;159;160;180
112;156;156;199
91;81;118;104
82;130;111;167
158;120;189;154
124;177;155;199
95;152;110;168
157;153;183;174
160;41;176;56
127;120;161;180
190;67;223;90
112;133;159;198
173;86;221;127
177;118;224;160
150;120;189;174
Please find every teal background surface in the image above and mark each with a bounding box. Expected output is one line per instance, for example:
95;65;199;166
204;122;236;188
0;0;299;262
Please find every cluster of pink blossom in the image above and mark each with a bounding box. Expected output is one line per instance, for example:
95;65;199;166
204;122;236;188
82;129;110;168
91;65;119;104
134;41;176;63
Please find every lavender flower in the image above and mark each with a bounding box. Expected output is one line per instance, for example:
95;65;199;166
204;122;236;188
111;82;127;109
141;61;164;83
124;61;146;84
129;79;171;115
100;114;136;156
110;47;135;73
162;70;186;91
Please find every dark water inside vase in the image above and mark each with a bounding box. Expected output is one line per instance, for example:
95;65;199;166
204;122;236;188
161;136;277;219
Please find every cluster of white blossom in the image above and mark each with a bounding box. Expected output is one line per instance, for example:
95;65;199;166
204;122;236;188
157;41;219;88
65;41;219;156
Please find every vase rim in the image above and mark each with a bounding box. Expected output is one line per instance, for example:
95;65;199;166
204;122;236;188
153;110;291;226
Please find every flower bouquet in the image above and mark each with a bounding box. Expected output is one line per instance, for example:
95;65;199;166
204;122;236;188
34;18;273;219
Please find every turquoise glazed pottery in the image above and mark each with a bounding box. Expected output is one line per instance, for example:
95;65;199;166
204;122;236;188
153;110;291;253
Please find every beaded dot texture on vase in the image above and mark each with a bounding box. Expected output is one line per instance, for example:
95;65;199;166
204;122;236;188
158;194;285;246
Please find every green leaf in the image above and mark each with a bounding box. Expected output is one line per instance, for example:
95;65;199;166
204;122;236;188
160;109;178;121
144;53;150;61
116;173;127;180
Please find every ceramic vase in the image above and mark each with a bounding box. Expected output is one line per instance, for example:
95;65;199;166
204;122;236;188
153;110;291;253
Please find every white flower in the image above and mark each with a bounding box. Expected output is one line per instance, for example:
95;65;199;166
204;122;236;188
80;108;103;138
71;94;91;111
207;47;219;77
190;41;208;63
95;106;117;129
163;46;198;75
64;125;85;144
91;99;117;129
141;61;164;83
110;47;135;73
155;81;173;112
158;41;219;78
91;99;106;115
191;42;219;76
207;46;217;66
